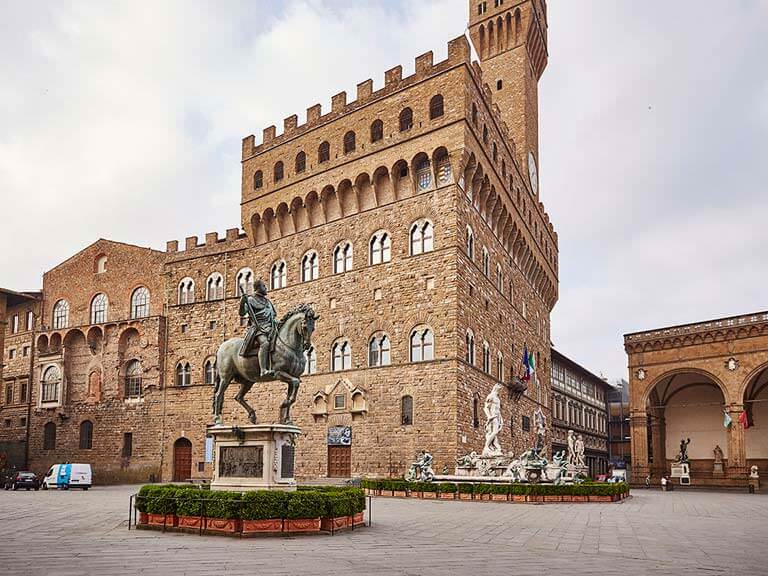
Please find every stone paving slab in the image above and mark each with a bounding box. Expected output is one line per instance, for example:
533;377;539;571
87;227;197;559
1;486;766;575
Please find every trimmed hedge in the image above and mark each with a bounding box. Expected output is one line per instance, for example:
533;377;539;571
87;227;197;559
136;484;366;520
360;478;630;498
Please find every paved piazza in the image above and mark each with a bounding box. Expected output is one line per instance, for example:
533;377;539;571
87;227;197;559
1;486;766;575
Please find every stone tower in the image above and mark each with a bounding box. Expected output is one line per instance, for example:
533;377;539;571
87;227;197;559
468;0;548;198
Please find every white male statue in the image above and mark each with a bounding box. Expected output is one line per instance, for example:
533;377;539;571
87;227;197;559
567;430;577;466
575;434;586;468
482;382;504;457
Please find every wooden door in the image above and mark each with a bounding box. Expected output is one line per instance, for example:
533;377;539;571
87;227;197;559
327;445;351;477
173;438;192;482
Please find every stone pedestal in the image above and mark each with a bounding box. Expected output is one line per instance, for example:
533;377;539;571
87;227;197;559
207;423;300;492
713;462;724;476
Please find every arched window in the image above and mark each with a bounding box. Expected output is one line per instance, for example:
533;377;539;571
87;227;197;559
301;251;319;282
175;362;191;386
95;254;108;274
471;103;478;126
303;346;317;375
370;120;383;143
79;420;93;450
369;231;391;265
472;395;479;428
410;327;434;362
124;359;142;398
295;151;306;174
206;273;223;301
368;333;391;367
204;359;215;385
497;352;504;381
273;161;284;182
41;365;61;403
410;219;434;255
401;395;413;426
178;278;195;304
465;330;475;365
130;287;150;319
90;293;108;324
466;226;475;260
333;241;353;274
343;131;356;154
236;268;254;296
331;340;351;371
399;107;413;132
482;248;490;276
482;341;491;373
43;422;56;450
253;170;263;189
416;158;432;190
52;300;69;329
496;264;503;291
429;94;444;119
318;141;330;163
270;260;287;289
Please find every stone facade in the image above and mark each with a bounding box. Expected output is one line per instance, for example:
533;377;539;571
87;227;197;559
624;311;768;487
1;0;559;483
550;348;610;477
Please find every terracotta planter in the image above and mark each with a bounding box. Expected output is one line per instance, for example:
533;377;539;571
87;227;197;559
439;492;456;500
572;495;588;502
285;518;321;533
588;495;613;503
148;513;177;527
409;491;421;498
491;493;508;502
527;495;543;502
138;512;148;525
512;494;526;502
205;518;240;534
353;511;365;526
379;490;393;497
321;516;351;532
544;495;562;502
393;490;407;498
422;491;437;499
242;518;283;535
560;495;573;502
459;492;473;501
178;515;203;530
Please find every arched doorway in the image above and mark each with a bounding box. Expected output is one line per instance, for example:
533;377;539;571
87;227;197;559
645;371;728;481
173;438;192;482
744;364;768;471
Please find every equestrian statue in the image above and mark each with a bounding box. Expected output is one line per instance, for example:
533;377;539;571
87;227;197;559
212;278;318;425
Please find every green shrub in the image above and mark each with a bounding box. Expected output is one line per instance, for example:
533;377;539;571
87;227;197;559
473;483;492;495
202;491;242;520
458;483;473;494
241;490;289;520
144;485;178;516
176;488;205;517
437;482;457;493
287;490;325;519
490;483;509;495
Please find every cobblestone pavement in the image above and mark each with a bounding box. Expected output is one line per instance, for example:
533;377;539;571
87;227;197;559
1;485;766;575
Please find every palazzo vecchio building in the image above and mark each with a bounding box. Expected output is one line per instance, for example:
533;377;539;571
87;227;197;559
0;0;559;483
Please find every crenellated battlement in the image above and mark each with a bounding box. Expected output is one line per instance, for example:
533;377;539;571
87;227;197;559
241;35;472;160
165;228;247;254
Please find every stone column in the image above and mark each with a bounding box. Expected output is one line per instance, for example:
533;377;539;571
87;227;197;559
629;410;649;479
649;408;666;476
726;403;746;475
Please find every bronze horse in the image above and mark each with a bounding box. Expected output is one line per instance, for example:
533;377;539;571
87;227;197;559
212;304;317;425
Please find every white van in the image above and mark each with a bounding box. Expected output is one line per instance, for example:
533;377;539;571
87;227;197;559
42;463;92;490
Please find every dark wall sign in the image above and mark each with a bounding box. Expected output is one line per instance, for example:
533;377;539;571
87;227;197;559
219;445;264;478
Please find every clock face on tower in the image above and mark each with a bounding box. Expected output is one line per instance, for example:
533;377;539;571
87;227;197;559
528;151;538;196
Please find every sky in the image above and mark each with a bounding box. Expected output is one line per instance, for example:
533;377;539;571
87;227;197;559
1;1;767;381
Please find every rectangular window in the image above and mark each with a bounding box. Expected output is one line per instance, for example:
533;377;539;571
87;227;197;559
23;346;30;357
27;311;34;330
334;394;345;409
9;348;16;360
20;380;28;403
20;417;26;428
11;315;19;334
5;384;13;405
3;419;10;428
522;415;531;432
122;432;133;458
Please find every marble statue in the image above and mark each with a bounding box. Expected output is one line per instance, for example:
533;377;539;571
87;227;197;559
405;450;435;482
750;465;759;479
482;382;504;457
567;430;577;466
456;451;479;468
575;434;586;468
212;298;318;425
503;455;524;481
713;444;724;464
676;438;691;464
534;407;546;453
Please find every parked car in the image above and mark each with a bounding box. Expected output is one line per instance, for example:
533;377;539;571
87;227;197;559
41;463;92;490
4;471;40;491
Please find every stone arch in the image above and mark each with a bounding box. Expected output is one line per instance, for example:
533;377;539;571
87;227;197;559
432;146;452;186
337;179;358;216
478;24;485;58
262;207;279;241
63;329;88;403
742;361;768;460
291;196;310;232
356;172;377;211
118;327;141;363
372;166;394;205
411;151;432;193
305;191;324;227
392;159;411;199
320;185;341;222
276;202;294;236
86;326;103;355
37;334;49;354
250;213;268;246
49;332;62;353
